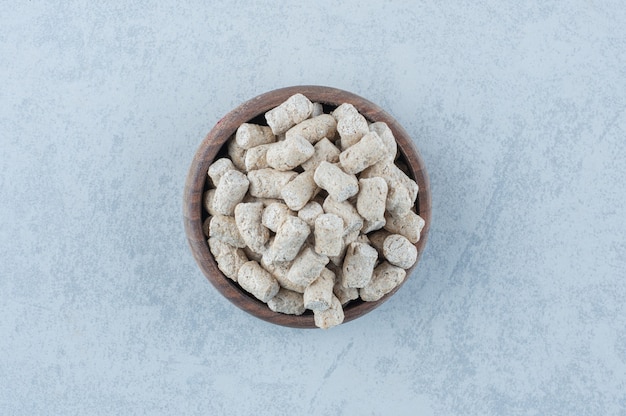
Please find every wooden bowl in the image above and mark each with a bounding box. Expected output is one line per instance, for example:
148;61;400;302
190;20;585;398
183;86;431;328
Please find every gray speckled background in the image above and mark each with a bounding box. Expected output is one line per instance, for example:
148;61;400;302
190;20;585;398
2;1;625;415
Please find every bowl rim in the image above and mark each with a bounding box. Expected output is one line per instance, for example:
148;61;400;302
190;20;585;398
183;85;431;328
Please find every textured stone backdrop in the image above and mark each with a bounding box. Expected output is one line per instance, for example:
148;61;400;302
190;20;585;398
1;1;625;415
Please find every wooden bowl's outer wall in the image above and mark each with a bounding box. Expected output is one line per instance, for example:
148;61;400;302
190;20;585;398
184;86;431;328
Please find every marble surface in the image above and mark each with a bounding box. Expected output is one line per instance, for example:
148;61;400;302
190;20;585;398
2;2;625;415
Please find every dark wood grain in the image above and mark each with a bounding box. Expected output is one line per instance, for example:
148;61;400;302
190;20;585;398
183;85;432;328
